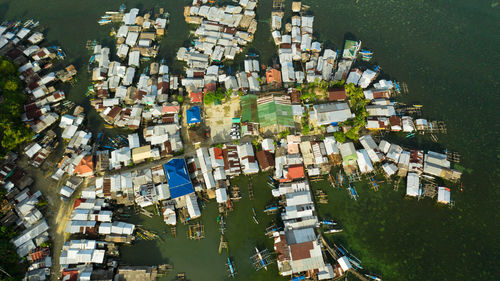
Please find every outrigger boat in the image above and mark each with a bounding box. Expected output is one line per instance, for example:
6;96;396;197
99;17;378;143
120;3;126;14
406;132;416;138
252;208;259;224
267;180;276;189
267;175;275;183
254;247;267;270
348;255;363;270
227;257;236;278
365;274;382;281
359;49;373;61
98;19;111;25
349;184;358;200
263;205;278;214
320;220;337;226
324;228;343;234
328;174;336;188
337;170;344;186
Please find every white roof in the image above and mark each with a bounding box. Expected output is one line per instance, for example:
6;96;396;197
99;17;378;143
337;256;352;271
128;133;140;149
437;187;451;204
356;149;374;173
215;188;228;203
25;143;42;158
382;163;398;177
323;136;339;155
186;194;201;219
406;172;420;197
262;138;275;153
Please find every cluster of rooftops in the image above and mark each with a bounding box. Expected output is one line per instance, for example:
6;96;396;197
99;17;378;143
0;154;52;280
0;1;467;279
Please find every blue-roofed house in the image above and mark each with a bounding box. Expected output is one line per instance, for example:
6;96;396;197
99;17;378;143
164;158;194;199
186;106;201;124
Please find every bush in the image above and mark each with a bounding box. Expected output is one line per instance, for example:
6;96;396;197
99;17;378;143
204;88;226;105
279;129;291;139
177;95;184;103
334;131;346;143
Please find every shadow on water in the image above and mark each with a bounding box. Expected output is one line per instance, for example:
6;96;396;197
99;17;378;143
0;3;10;20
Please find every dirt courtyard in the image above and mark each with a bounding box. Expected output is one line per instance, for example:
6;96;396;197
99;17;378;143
204;96;241;143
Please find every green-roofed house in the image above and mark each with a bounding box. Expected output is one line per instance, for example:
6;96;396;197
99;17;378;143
338;142;358;172
240;94;259;124
257;95;295;134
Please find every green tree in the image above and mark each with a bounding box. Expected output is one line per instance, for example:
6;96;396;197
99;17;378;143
334;131;346;143
177;94;184;103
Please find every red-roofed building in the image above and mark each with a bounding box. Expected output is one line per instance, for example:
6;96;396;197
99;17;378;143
256;150;275;171
73;198;87;209
162;105;180;114
203;82;217;94
266;68;282;87
213;147;224;160
328;88;347;101
29;247;50;262
74;155;94;177
280;164;305;182
189;90;203;103
61;269;79;281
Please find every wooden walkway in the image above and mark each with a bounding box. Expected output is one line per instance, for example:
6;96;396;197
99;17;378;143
248;181;254;200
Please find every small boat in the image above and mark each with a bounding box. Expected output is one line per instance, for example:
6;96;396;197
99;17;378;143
365;274;382;281
267;175;275;183
255;247;267;270
349;184;358;200
101;15;112;19
406;132;416;138
252;208;259;224
105;11;119;15
359;49;373;61
98;19;111;25
337;170;344;185
431;134;438;142
320;220;337;226
263;205;278;213
324;228;343;234
348;256;363;270
96;133;103;145
329;174;336;188
227;257;236;278
120;3;126;14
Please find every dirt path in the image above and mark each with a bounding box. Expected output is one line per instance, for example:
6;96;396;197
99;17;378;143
17;155;85;281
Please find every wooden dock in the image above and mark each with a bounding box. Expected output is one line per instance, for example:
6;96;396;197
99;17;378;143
272;0;284;10
218;235;228;254
248;181;254;200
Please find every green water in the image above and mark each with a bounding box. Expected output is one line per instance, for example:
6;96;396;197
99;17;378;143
0;0;499;280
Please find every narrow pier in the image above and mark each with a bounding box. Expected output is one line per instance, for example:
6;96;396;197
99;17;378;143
248;181;254;200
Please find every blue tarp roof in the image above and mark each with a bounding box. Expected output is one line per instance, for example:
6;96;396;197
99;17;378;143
164;158;194;199
186;106;201;124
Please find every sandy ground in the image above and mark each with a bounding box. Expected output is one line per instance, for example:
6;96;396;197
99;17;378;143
204;96;241;143
17;154;84;281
